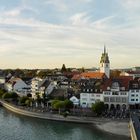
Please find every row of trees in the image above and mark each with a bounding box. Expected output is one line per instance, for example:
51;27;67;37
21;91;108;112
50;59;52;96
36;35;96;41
51;99;73;114
0;88;33;106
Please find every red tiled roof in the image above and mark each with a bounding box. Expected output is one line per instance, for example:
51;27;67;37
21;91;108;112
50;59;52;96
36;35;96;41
72;74;81;80
102;76;133;91
81;72;105;79
72;72;106;80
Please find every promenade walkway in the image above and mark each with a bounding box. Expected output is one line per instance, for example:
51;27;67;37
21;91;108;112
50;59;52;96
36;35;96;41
0;100;130;137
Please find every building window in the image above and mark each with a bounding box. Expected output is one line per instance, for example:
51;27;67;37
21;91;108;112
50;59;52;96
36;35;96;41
96;95;100;97
112;82;119;89
122;98;127;103
131;94;135;97
116;97;121;102
82;98;87;101
131;90;134;92
131;99;135;101
104;97;109;102
136;94;138;97
112;91;118;95
136;99;138;101
133;84;138;88
121;92;126;95
105;92;110;95
136;90;139;92
110;97;115;102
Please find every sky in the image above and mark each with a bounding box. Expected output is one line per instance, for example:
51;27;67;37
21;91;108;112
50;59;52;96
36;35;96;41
0;0;140;69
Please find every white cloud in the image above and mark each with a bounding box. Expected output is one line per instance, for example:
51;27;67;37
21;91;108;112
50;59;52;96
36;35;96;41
69;12;91;26
0;0;139;68
121;0;140;9
45;0;67;12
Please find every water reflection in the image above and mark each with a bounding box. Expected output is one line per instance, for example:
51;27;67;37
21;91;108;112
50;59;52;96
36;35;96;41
0;108;129;140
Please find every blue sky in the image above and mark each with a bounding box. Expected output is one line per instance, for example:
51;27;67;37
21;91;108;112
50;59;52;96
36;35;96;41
0;0;140;69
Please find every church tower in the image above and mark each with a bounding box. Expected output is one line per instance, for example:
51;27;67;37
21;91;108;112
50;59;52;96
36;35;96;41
100;45;110;78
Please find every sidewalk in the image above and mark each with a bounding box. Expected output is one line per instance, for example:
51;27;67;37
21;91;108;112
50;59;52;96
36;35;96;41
0;100;130;137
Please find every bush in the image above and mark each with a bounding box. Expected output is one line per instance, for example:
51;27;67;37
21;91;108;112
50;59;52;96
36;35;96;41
25;99;31;107
0;91;5;98
19;96;29;106
10;92;18;99
2;93;12;99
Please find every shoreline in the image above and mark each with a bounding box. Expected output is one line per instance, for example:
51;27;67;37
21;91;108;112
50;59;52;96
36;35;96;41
0;100;130;137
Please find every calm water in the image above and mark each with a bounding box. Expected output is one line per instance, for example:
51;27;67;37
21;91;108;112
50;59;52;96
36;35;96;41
0;107;129;140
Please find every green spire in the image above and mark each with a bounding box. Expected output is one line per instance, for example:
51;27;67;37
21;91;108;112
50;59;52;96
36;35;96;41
104;44;106;54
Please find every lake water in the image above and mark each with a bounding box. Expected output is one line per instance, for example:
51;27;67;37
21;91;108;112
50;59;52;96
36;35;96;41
0;108;129;140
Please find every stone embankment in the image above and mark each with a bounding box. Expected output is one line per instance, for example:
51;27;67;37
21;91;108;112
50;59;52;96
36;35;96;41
0;100;130;137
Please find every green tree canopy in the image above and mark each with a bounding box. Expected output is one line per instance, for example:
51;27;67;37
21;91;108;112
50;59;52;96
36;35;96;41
2;93;12;99
19;96;29;105
92;102;105;116
64;99;73;109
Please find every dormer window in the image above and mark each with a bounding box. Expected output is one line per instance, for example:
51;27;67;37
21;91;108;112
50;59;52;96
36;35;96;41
133;83;138;88
112;82;119;89
107;87;110;90
121;87;125;91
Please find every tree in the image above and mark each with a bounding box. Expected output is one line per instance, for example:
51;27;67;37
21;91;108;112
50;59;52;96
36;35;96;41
51;100;65;114
10;92;18;99
64;99;73;110
0;89;5;98
81;67;85;72
54;101;65;114
61;64;67;73
25;99;32;107
19;96;29;106
92;102;105;116
37;71;48;78
2;93;12;99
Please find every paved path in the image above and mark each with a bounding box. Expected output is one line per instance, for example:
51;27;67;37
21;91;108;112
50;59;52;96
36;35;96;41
0;100;130;137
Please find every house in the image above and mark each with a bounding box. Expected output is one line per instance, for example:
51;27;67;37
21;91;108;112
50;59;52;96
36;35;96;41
69;96;79;106
39;79;57;97
102;77;133;110
31;77;43;99
5;77;30;96
80;80;103;108
31;77;57;99
128;78;140;109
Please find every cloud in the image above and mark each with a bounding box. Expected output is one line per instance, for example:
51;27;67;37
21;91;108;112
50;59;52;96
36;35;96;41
0;0;139;68
121;0;140;9
45;0;68;12
69;12;91;26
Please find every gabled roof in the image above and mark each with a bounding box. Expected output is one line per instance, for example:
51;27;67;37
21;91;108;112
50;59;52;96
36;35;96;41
81;72;106;79
8;77;22;84
72;72;106;80
102;76;133;91
38;79;50;88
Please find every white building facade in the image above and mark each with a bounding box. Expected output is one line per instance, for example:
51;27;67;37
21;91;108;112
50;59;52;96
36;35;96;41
80;93;103;108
